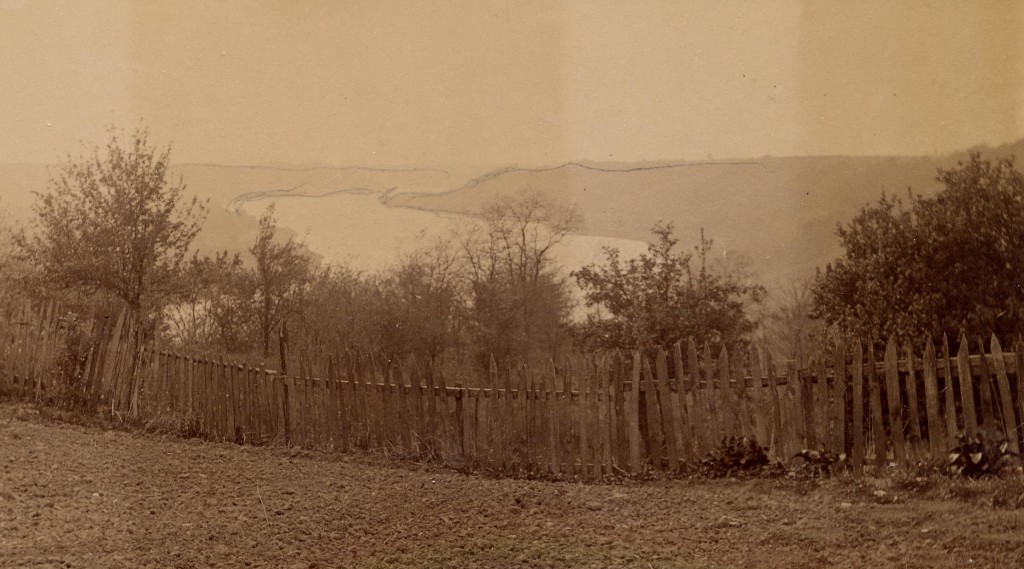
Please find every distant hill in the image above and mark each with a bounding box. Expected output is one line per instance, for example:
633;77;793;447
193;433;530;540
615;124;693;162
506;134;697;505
386;140;1024;285
1;139;1021;286
0;163;455;262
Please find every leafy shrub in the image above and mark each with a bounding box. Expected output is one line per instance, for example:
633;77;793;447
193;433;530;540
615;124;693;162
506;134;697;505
700;436;783;478
947;432;1020;478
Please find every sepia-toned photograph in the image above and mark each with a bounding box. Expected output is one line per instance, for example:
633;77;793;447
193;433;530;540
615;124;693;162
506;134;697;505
1;1;1023;567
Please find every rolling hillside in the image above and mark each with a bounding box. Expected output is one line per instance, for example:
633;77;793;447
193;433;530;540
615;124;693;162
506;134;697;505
0;163;456;262
1;139;1021;286
386;140;1024;284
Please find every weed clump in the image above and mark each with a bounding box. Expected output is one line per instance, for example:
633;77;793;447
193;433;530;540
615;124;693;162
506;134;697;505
947;432;1020;478
699;436;784;478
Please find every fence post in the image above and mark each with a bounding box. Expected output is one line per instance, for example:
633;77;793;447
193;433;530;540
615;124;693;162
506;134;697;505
851;340;865;477
455;381;465;462
281;375;292;447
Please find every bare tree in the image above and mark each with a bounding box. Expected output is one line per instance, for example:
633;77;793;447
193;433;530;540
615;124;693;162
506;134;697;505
456;190;581;364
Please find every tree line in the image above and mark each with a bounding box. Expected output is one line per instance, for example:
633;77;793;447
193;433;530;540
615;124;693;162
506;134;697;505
3;127;1022;369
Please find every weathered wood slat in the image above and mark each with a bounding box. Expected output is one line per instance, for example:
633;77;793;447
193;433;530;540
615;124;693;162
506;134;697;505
597;355;612;475
867;343;887;464
975;337;997;434
733;346;753;439
989;336;1019;454
902;340;924;462
884;338;907;464
11;298;1024;477
748;345;766;446
627;352;642;473
655;349;679;472
832;342;847;455
640;355;663;469
851;341;865;476
921;338;945;460
941;335;959;440
957;334;979;438
544;363;559;475
687;340;708;455
766;350;784;459
1016;336;1024;453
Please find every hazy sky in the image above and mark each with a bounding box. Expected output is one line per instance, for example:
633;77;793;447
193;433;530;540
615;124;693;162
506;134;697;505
0;0;1021;168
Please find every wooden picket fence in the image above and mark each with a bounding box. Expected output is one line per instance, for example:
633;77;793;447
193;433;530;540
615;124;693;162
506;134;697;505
2;303;1024;478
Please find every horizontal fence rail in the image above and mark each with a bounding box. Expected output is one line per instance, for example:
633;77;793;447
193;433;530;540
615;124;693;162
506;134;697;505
2;304;1023;478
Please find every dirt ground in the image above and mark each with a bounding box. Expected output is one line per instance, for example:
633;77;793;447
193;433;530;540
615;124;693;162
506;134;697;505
1;404;1023;569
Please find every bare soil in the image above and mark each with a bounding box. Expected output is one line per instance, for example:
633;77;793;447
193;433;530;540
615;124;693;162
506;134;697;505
1;404;1023;569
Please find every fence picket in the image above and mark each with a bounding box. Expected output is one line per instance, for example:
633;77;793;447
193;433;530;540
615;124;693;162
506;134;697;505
770;347;782;460
10;301;1024;478
902;340;924;462
543;362;558;475
957;334;978;438
989;336;1019;454
832;342;847;455
687;340;708;455
732;346;752;439
627;352;642;473
673;343;693;459
884;338;907;464
784;360;801;454
640;355;663;469
941;335;959;440
656;349;681;471
921;338;945;460
597;354;612;476
851;341;865;476
1016;336;1024;452
975;337;998;434
746;345;762;446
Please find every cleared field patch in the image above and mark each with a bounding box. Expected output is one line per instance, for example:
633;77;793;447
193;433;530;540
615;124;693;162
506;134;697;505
1;405;1023;569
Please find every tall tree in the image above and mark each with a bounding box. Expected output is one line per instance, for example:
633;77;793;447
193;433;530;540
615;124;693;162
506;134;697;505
376;238;465;359
249;204;316;358
456;191;580;364
19;127;206;314
573;223;765;351
812;152;1024;340
166;251;250;353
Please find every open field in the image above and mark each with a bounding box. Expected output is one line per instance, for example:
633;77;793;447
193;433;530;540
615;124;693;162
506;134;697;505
1;404;1023;568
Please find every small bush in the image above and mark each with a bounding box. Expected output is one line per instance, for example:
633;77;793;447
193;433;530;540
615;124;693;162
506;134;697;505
700;436;784;478
947;432;1020;478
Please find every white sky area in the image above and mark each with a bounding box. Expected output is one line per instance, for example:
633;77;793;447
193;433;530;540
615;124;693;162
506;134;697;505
0;0;1021;170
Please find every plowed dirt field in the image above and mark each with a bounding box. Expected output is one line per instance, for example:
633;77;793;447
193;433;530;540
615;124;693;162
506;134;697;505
1;404;1022;568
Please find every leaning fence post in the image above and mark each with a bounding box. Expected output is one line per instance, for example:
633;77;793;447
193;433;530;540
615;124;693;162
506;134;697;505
281;374;292;447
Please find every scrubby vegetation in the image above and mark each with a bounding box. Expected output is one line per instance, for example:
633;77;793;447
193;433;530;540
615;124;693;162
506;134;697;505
947;432;1020;478
698;437;782;478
